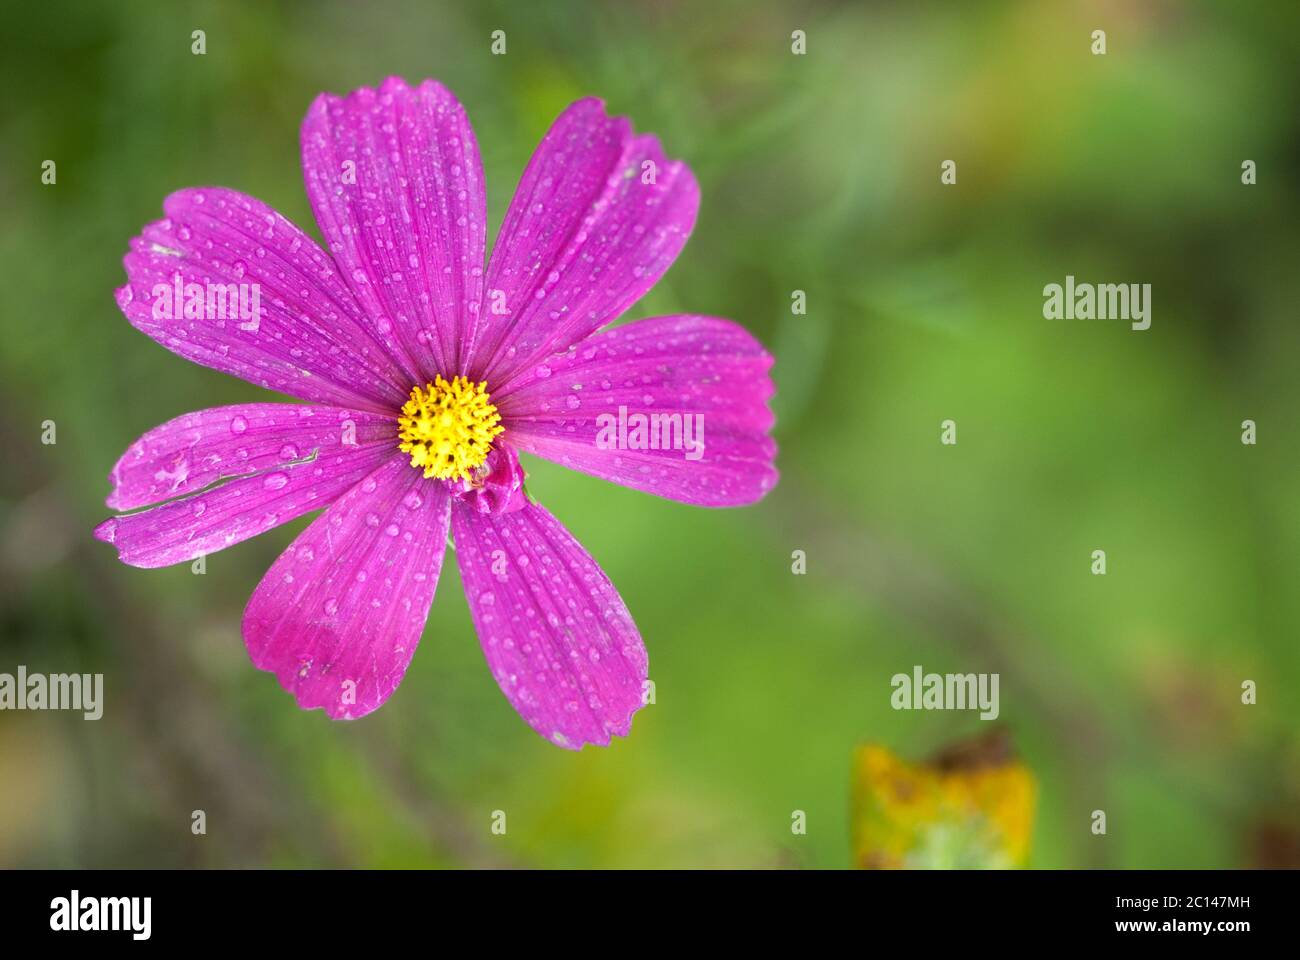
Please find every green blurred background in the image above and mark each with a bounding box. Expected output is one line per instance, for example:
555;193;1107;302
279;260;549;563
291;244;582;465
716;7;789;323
2;0;1298;868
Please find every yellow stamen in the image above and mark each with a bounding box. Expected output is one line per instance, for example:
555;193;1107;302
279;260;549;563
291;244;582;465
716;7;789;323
397;376;504;482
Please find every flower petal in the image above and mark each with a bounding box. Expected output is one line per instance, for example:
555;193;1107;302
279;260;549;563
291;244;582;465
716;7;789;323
501;315;778;506
242;457;451;719
469;98;699;388
94;445;395;569
117;188;410;409
106;403;394;511
301;76;487;381
452;500;648;749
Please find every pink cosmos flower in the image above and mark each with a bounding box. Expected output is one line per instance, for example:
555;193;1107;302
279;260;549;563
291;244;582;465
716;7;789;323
96;77;777;749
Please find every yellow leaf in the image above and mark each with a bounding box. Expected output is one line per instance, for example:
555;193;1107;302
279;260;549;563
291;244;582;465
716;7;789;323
852;731;1037;869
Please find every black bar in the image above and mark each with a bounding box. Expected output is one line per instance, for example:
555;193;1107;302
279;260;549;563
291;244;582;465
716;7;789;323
0;869;1287;945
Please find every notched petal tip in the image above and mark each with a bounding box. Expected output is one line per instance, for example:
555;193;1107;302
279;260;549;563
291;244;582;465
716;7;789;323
308;75;457;116
562;699;645;751
89;517;176;570
93;517;118;545
104;454;135;511
241;612;408;724
244;644;391;722
93;516;165;570
557;95;609;121
241;608;399;722
160;185;220;213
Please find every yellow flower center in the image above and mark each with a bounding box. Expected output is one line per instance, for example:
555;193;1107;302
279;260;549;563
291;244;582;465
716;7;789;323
397;376;504;482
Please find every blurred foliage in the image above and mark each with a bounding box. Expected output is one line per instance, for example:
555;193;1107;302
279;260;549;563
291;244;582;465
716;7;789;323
1;0;1299;868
